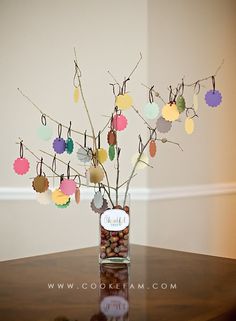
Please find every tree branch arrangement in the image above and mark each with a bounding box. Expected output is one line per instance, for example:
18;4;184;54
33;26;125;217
13;50;223;212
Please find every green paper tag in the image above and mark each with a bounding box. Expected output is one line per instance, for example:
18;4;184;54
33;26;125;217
37;125;53;141
109;145;115;161
56;198;71;208
66;138;74;154
176;96;186;113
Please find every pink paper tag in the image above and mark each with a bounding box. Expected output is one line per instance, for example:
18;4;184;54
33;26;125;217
60;179;77;196
112;114;128;131
13;157;30;175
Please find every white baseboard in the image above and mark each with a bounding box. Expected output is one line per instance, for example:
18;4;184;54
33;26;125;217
0;182;236;201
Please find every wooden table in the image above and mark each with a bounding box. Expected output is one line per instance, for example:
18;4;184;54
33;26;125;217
0;245;235;321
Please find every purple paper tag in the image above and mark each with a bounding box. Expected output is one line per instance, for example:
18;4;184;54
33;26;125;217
205;90;222;107
53;138;66;154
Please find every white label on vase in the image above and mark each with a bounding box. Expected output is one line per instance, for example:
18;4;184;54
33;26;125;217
101;209;129;231
100;295;129;317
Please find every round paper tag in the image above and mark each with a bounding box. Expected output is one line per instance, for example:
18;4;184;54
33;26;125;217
32;175;49;193
56;198;71;208
91;198;108;214
52;189;70;205
77;147;92;163
112;114;128;131
37;125;53;141
53;138;66;154
116;93;133;110
93;191;103;209
66;138;74;154
97;148;108;164
162;103;180;121
205;90;222;107
60;179;77;196
89;166;104;183
143;102;160;119
156;116;172;133
13;157;30;175
36;189;52;205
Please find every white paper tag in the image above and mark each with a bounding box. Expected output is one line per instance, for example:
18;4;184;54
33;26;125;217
101;209;129;231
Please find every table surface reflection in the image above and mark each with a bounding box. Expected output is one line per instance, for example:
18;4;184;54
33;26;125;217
0;245;235;321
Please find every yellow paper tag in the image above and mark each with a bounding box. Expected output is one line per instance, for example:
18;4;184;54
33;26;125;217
162;103;179;121
97;148;108;164
116;93;133;110
185;117;194;134
52;189;70;205
73;87;79;103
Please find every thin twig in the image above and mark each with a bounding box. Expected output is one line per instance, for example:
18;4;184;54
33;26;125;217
98;159;115;192
107;52;142;88
18;139;115;192
17;88;93;139
118;174;137;189
39;149;85;177
139;160;153;168
17;139;66;180
127;52;143;79
184;59;224;87
74;141;116;192
74;48;97;150
29;174;77;179
141;83;166;105
28;174;100;189
115;147;121;205
100;183;114;208
123;129;156;206
131;105;153;129
107;70;120;87
157;138;183;152
98;115;112;137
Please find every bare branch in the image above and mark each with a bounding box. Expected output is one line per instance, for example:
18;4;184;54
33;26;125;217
127;52;143;79
74;48;97;151
17;88;93;138
131;105;153;129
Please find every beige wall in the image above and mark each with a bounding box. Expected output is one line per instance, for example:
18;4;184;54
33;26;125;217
0;0;235;261
0;0;149;261
148;0;236;187
147;0;236;259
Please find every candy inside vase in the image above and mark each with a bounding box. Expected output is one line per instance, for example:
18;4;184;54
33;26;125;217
99;195;130;264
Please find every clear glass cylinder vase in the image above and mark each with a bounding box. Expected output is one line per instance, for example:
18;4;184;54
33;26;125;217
99;195;130;264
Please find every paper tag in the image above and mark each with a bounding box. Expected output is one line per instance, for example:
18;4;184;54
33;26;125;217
101;209;129;231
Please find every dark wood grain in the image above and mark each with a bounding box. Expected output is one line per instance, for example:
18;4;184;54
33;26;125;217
0;245;235;321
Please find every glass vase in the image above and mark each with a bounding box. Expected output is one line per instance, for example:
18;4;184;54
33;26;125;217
99;195;130;264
